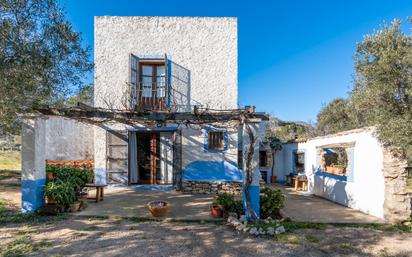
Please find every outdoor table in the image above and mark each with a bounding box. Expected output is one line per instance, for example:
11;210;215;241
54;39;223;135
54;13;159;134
85;184;107;202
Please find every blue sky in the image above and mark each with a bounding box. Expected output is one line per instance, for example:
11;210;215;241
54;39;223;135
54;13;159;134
59;0;412;122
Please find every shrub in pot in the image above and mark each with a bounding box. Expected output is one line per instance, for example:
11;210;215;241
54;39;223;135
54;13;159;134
44;180;76;209
79;200;88;211
46;164;93;199
212;193;244;218
69;201;81;212
260;187;285;219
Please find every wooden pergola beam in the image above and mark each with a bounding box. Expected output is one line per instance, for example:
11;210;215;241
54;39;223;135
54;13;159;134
34;105;269;125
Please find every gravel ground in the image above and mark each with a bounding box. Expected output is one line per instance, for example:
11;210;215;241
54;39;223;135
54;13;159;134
1;216;412;257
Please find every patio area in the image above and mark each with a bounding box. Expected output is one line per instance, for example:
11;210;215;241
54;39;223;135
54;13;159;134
74;187;218;221
275;185;385;224
76;185;385;223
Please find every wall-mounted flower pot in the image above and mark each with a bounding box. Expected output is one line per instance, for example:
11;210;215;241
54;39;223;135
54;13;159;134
210;205;223;218
326;166;346;175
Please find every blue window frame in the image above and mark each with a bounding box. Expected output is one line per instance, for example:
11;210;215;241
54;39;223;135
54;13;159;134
204;127;228;152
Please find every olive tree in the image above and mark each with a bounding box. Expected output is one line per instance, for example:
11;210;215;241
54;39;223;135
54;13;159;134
350;19;412;161
0;0;92;134
316;98;353;135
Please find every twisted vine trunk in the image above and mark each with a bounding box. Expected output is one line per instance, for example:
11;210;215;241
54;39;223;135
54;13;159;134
244;123;258;221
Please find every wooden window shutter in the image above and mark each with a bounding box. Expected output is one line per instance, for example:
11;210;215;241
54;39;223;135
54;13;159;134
164;53;170;109
130;54;139;109
208;131;224;150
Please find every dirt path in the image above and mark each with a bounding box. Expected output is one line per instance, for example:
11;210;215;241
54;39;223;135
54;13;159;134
1;216;411;257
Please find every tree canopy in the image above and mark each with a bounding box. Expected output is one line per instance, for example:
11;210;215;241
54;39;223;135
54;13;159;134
317;18;412;162
316;98;352;135
351;18;412;161
0;0;92;134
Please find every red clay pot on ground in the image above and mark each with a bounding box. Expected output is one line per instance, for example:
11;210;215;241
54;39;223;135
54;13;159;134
210;205;223;218
147;201;170;217
271;175;277;183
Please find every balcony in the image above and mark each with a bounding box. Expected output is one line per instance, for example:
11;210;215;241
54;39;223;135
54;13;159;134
132;82;200;112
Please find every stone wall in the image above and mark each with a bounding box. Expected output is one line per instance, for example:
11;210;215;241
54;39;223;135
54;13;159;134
383;148;412;222
181;180;242;195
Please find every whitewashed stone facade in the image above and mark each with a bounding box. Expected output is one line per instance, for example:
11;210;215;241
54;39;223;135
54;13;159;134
275;128;411;222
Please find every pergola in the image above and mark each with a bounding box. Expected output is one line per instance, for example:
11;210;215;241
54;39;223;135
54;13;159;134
32;104;268;220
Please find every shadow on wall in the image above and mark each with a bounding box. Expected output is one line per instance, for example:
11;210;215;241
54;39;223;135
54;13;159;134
170;61;203;112
314;171;354;208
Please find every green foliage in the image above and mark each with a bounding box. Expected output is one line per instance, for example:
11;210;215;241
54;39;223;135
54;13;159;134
350;19;412;162
0;0;92;134
213;193;243;214
0;197;67;225
44;165;92;205
66;84;94;107
260;187;285;219
44;181;76;206
266;118;314;143
316;98;353;135
268;137;283;152
47;165;93;189
316;19;412;163
2;234;51;257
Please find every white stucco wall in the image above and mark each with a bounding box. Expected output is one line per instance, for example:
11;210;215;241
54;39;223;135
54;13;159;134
94;16;238;110
273;143;298;182
93;16;240;184
22;117;94;179
181;125;238;169
297;128;385;218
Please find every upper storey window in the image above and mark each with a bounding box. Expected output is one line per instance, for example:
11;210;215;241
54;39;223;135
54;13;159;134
130;54;168;111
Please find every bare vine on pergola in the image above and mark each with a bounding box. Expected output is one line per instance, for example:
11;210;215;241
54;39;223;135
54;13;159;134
34;104;266;220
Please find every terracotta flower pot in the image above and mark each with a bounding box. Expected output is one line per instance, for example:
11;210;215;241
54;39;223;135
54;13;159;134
47;172;54;180
69;202;80;212
45;196;57;205
271;175;277;183
210;205;222;218
147;201;170;217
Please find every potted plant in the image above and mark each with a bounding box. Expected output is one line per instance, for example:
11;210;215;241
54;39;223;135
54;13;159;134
212;193;243;218
147;201;170;217
44;180;76;211
260;187;286;219
210;204;222;218
79;200;88;211
69;201;81;212
268;136;283;184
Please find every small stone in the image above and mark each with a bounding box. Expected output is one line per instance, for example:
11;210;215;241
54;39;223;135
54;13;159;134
239;215;246;222
275;225;285;234
267;227;275;235
249;227;258;235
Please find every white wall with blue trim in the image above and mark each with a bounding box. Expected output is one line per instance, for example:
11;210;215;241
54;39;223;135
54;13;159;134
21;117;94;213
296;128;385;219
181;125;241;182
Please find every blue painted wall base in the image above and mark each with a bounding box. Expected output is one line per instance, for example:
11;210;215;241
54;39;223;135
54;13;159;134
242;184;260;220
21;178;46;213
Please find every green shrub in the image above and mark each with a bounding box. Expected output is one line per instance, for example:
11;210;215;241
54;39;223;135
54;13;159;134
260;187;285;219
213;193;243;214
47;165;93;188
44;181;76;206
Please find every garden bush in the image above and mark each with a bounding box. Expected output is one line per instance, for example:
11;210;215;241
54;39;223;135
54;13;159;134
213;193;243;215
44;165;93;206
260;187;285;219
